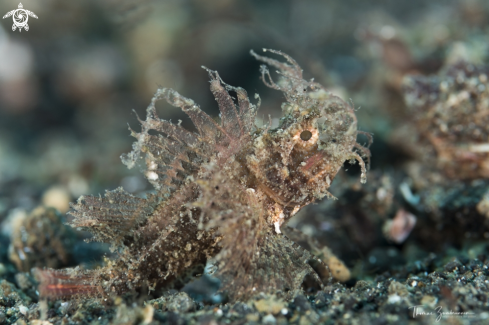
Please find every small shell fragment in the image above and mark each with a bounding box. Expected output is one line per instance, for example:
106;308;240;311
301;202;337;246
383;209;417;244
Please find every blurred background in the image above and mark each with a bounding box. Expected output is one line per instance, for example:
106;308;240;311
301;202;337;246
1;0;489;276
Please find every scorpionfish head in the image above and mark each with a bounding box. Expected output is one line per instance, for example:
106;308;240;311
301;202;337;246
246;50;368;224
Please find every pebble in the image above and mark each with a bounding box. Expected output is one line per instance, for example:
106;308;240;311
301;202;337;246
41;186;71;213
420;295;437;308
230;302;252;317
253;296;285;314
292;294;311;311
59;302;70;315
262;314;276;324
444;260;466;273
19;305;28;315
166;292;195;313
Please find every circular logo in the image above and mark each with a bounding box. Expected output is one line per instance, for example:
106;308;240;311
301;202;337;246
14;9;28;28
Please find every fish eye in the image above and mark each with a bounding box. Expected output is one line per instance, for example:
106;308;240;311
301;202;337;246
300;130;312;141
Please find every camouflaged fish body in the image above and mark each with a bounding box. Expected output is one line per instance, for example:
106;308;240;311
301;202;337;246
35;50;369;300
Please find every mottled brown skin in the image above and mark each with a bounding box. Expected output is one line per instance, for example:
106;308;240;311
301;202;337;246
9;207;74;272
403;61;489;179
34;50;369;301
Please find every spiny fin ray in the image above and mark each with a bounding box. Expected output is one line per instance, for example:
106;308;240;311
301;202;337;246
69;187;157;247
